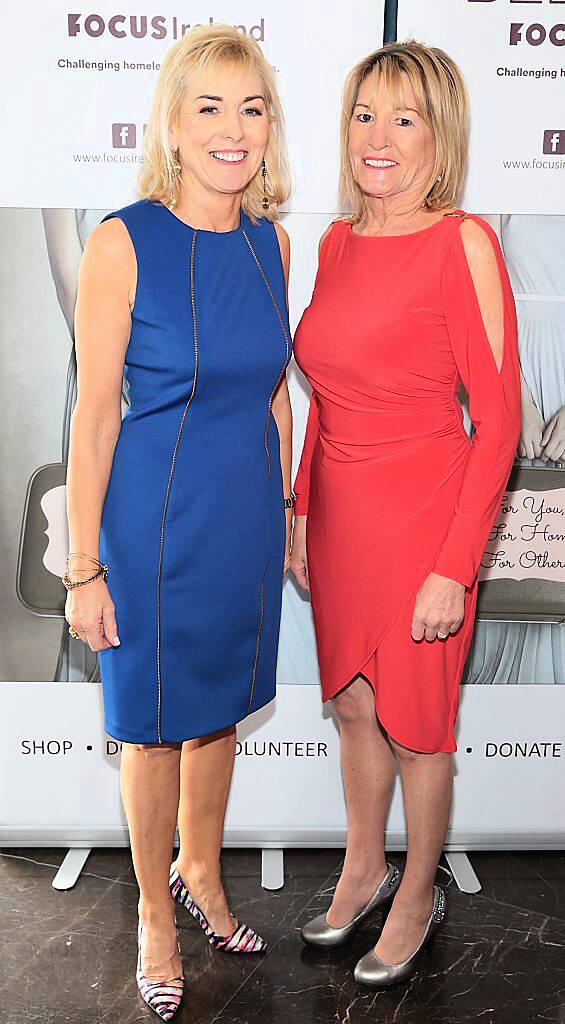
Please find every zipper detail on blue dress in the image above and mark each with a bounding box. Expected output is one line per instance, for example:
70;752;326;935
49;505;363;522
247;579;265;714
155;229;199;744
242;229;291;476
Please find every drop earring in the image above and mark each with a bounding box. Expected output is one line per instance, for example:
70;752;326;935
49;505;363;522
261;159;270;211
422;171;444;209
168;148;182;210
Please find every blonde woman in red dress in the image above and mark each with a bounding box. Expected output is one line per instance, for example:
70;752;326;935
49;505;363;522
290;41;521;989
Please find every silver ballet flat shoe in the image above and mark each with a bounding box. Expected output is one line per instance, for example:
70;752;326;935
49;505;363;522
353;884;446;989
300;862;401;948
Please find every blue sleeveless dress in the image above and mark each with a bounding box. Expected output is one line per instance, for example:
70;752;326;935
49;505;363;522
97;200;291;744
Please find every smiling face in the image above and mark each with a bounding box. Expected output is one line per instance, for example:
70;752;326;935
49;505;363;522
169;61;271;201
347;68;437;207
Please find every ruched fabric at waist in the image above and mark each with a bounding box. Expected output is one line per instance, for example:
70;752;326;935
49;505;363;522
316;399;469;463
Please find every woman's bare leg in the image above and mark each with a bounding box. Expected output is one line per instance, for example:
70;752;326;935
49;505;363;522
120;742;182;980
173;725;237;936
327;676;397;927
373;740;453;963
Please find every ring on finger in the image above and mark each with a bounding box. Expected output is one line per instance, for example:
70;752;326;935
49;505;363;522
68;625;81;640
437;630;449;639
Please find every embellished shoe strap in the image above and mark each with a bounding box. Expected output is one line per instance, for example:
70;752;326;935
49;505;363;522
385;864;401;891
431;885;447;923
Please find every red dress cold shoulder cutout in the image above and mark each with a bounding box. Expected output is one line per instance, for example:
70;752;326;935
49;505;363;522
293;212;522;753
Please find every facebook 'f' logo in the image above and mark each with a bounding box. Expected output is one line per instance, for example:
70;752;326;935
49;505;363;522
543;130;565;155
112;123;137;148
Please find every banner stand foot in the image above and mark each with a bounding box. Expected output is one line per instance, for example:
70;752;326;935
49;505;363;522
52;847;91;890
261;848;284;890
444;851;481;893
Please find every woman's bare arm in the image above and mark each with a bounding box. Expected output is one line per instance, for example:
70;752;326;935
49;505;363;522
272;377;293;493
65;217;136;650
273;222;293;571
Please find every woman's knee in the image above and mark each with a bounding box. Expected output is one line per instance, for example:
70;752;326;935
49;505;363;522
126;742;182;758
388;738;451;765
389;739;420;763
332;678;375;725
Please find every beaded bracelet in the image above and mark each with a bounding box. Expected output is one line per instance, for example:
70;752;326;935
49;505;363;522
62;564;108;590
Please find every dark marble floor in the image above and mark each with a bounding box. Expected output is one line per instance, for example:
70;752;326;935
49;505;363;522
0;846;563;1024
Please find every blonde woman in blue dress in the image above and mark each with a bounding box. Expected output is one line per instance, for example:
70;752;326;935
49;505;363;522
66;26;292;1019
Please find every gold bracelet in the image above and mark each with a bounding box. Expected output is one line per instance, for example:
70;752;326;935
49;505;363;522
66;552;103;566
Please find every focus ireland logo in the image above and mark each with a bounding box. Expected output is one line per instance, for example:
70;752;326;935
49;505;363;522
67;13;266;41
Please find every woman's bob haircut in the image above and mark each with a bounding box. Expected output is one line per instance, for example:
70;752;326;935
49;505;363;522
138;23;291;223
339;39;469;222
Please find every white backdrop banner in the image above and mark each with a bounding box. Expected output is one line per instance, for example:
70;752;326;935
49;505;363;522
397;0;565;214
1;683;564;848
0;1;385;212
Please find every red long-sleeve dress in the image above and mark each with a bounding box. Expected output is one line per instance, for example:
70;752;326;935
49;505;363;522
293;211;522;753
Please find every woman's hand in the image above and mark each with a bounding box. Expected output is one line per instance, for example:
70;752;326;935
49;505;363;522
540;404;565;464
289;514;309;591
65;578;120;652
411;572;465;642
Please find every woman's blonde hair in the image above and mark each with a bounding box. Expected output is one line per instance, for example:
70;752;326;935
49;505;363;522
339;40;469;222
138;24;291;222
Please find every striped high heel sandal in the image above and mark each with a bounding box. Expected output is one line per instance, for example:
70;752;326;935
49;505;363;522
169;862;268;953
136;919;185;1020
